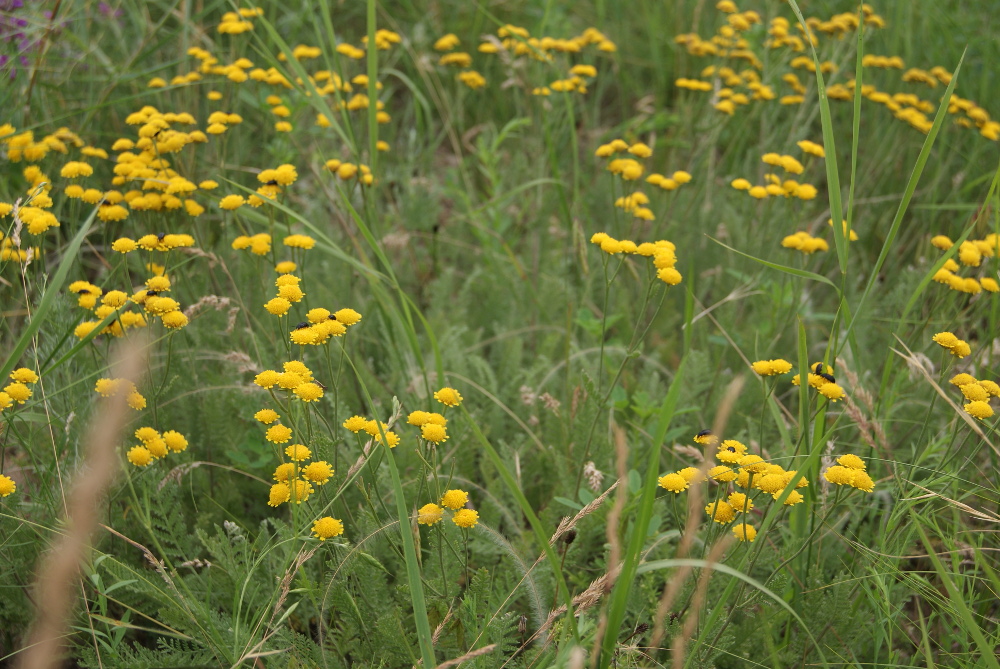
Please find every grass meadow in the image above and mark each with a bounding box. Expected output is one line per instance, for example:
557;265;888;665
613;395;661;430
1;0;999;667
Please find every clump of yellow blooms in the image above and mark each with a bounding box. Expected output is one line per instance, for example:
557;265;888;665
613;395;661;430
414;488;479;529
666;4;998;141
946;371;998;420
590;233;683;287
731;149;819;203
2;368;41;414
927;233;999;296
658;431;818;545
932;331;972;359
791;362;846;403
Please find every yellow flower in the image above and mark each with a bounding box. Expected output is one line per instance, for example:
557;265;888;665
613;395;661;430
127;446;153;467
728;492;753;512
0;474;16;497
452;509;479;528
312;516;344;540
219;194;245;210
264;298;291;316
343;415;368;432
420;423;448;443
418;503;444;525
732;523;756;542
266;424;293;443
433;387;463;407
334;308;362;325
10;368;39;384
964;400;994;420
657;473;688;493
441;489;469;510
289;479;314;504
268;483;290;506
3;383;31;404
303;460;334;485
705;500;736;523
294;382;324;402
163;430;188;452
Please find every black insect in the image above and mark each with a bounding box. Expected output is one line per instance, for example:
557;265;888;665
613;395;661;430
156;232;166;241
329;314;338;321
819;372;836;383
264;179;278;186
696;429;712;438
813;362;824;374
145;290;159;297
294;322;310;330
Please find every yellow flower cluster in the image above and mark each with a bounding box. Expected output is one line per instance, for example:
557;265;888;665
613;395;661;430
1;368;40;412
93;377;147;411
781;231;829;254
417;488;479;529
589;233;683;286
252;361;335;511
70;268;189;338
672;5;995;141
730;149;818;202
791;362;846;402
929;234;999;295
949;372;999;420
660;433;813;543
325;159;375;186
932;331;972;359
0;228;40;263
342;414;401;448
443;25;613;94
750;359;793;376
126;426;188;467
217;7;261;35
822;454;875;492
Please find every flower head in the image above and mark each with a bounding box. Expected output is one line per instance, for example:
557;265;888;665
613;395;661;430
418;503;444;525
10;368;39;384
284;443;311;461
0;474;15;497
452;508;479;528
255;408;279;424
441;489;469;510
657;473;688;493
268;483;290;506
266;424;293;443
312;516;344;540
420;423;448;443
732;523;757;542
705;500;736;523
434;387;463;407
343;415;368;432
127;446;153;467
964;400;994;420
303;460;334;485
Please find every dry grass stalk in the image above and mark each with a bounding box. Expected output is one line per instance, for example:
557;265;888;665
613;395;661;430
15;341;142;669
839;366;891;460
671;536;733;669
434;643;497;669
892;337;999;457
588;424;630;666
649;376;743;650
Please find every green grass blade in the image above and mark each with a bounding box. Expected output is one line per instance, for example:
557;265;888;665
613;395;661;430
1;206;98;381
913;516;1000;669
786;0;846;274
707;236;838;289
600;357;686;668
637;558;827;665
843;49;966;345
